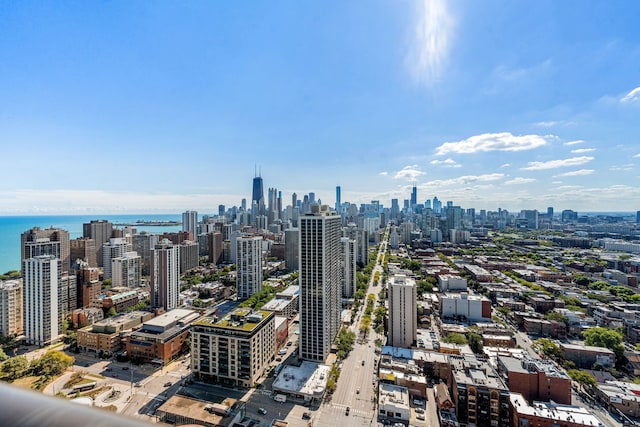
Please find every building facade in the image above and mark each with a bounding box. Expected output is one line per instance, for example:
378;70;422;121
83;220;113;268
388;274;417;348
151;239;180;311
236;235;263;300
0;279;23;337
299;206;342;362
191;308;275;387
23;255;62;346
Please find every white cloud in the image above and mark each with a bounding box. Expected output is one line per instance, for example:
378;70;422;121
422;173;504;187
634;153;640;158
430;158;461;168
534;120;575;128
563;140;584;146
500;163;511;168
620;86;640;103
609;164;635;172
570;148;596;154
379;171;389;176
504;177;536;185
435;132;550;155
0;189;241;214
406;0;454;86
393;165;425;181
554;169;595;177
522;156;594;171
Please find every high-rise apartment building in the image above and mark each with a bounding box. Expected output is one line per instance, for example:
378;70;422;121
102;238;132;280
284;228;299;272
340;237;356;298
112;252;141;288
151;239;180;310
299;205;342;362
70;238;97;268
236;236;263;300
182;210;198;238
191;308;275;387
178;240;199;274
83;220;113;267
23;255;62;346
388;274;417;348
0;279;23;337
21;227;70;272
133;232;159;276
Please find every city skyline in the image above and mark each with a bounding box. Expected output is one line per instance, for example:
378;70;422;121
1;1;639;214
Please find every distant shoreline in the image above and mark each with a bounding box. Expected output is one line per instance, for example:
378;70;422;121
113;221;182;226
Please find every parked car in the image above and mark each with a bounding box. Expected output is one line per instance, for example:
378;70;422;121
302;412;311;420
163;382;172;387
258;408;267;415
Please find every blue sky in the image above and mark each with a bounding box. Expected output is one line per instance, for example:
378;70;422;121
0;0;638;214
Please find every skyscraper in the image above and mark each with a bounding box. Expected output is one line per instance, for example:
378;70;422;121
252;173;264;215
218;205;225;217
388;274;417;348
340;237;356;298
102;237;132;280
83;220;113;268
299;205;342;362
151;239;180;311
0;279;23;337
23;255;62;346
182;210;198;238
21;227;70;273
335;186;341;211
236;235;263;299
410;185;417;208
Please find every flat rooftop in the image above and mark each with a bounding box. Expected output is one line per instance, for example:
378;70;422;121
272;361;329;399
193;308;272;332
157;395;235;426
262;298;293;312
510;393;604;426
144;309;199;328
379;383;410;407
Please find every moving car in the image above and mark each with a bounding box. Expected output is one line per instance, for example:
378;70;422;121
258;408;267;415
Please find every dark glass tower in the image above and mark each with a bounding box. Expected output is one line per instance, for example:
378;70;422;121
252;174;264;214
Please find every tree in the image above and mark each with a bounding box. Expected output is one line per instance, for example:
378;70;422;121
534;338;563;362
468;332;483;354
417;279;435;294
583;327;625;361
545;311;569;325
32;351;74;378
443;333;467;345
567;369;597;389
572;274;591;287
1;355;30;380
0;347;8;362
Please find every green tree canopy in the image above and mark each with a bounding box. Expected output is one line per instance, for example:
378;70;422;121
534;338;563;362
567;369;597;388
443;333;468;345
1;355;30;380
467;332;483;354
31;351;74;378
582;327;625;361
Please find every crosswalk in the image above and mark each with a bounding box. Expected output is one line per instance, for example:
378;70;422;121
328;402;374;418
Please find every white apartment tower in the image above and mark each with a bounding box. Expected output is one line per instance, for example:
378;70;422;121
23;255;62;346
151;239;180;310
0;279;24;337
299;205;342;362
388;274;417;348
236;235;263;300
182;210;198;237
102;238;132;280
340;237;357;298
112;251;142;288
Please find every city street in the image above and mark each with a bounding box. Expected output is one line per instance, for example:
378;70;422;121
319;229;389;427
